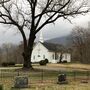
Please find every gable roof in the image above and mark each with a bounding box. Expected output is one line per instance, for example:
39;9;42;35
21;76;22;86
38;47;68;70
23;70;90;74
41;42;64;52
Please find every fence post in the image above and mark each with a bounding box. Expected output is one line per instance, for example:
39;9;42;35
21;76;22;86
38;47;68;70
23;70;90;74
73;71;76;81
1;70;2;82
0;70;1;82
17;71;19;76
86;70;89;80
41;69;43;83
36;87;39;90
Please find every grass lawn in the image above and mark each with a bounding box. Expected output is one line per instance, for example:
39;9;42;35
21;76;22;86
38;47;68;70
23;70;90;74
15;63;90;70
47;63;90;70
0;63;90;90
33;63;90;71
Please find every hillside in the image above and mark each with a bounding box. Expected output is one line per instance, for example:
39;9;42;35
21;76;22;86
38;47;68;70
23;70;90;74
46;35;72;47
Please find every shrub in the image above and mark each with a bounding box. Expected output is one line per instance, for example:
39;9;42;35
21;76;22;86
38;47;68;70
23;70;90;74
8;62;15;66
39;60;47;65
62;60;67;63
0;85;3;90
2;62;15;67
2;62;8;67
44;59;49;63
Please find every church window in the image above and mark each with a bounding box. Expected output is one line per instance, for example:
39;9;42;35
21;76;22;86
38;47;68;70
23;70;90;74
43;55;45;59
52;54;54;59
65;54;67;59
55;53;58;60
38;55;40;57
33;56;35;60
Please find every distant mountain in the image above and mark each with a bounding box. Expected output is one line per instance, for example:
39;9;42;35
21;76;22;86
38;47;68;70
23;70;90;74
46;35;72;47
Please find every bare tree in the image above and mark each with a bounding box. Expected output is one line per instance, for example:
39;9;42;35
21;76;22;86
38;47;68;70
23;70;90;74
13;43;24;64
0;0;89;69
0;0;10;4
59;51;63;63
0;47;3;65
71;26;90;63
1;43;23;64
2;43;10;62
1;43;16;62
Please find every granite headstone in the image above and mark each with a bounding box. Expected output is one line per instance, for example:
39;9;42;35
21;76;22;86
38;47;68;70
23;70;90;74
14;76;28;88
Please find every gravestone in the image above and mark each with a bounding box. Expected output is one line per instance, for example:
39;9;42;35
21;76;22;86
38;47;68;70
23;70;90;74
81;79;88;83
57;74;68;84
14;76;28;88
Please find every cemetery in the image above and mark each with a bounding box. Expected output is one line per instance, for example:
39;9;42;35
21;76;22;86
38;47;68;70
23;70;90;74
0;64;89;90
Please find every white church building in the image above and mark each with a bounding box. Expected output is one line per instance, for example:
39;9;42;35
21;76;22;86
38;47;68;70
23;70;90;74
31;32;71;63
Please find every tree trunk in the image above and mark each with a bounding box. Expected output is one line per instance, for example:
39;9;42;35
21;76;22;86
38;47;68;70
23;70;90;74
59;52;63;63
22;51;32;69
22;33;36;69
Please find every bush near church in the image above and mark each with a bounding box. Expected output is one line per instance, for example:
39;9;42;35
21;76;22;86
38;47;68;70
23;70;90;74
62;60;67;63
39;59;49;65
2;62;15;67
44;59;49;63
39;60;47;65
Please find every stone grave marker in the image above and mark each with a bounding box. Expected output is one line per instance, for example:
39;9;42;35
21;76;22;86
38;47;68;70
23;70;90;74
57;74;68;84
81;79;88;83
14;76;28;88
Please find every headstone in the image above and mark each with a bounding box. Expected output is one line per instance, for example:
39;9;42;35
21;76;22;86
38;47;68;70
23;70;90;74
57;74;68;84
81;79;88;83
14;76;28;88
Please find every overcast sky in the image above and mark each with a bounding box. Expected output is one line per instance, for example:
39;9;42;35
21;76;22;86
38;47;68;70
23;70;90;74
0;13;90;46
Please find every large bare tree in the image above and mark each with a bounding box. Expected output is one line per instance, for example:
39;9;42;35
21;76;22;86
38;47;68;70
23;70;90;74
71;26;90;63
0;0;10;4
0;0;89;69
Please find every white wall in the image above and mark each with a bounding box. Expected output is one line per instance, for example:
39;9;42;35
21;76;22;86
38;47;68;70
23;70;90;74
48;52;57;63
62;53;71;62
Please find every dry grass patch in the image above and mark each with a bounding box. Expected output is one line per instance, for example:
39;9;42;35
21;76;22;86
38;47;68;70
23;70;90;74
47;63;90;70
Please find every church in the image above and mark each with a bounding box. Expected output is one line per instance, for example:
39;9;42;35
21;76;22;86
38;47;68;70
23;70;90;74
31;32;71;63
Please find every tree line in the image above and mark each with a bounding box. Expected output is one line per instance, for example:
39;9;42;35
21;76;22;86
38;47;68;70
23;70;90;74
0;43;23;65
71;25;90;64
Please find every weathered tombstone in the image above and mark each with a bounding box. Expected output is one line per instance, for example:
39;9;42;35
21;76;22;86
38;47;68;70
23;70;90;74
58;74;66;82
14;76;28;88
81;79;88;83
57;74;68;84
